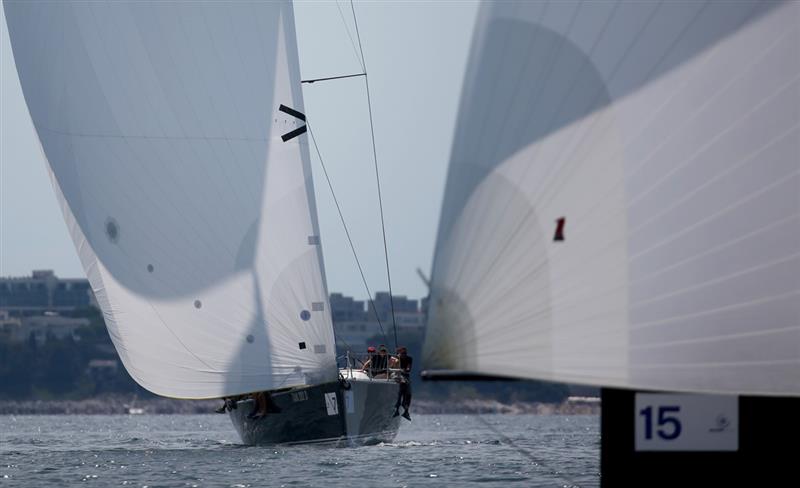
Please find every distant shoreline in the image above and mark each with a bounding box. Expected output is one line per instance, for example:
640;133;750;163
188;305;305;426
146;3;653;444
0;396;599;416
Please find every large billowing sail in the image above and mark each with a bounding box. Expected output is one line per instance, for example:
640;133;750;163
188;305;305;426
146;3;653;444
424;1;800;395
5;1;337;398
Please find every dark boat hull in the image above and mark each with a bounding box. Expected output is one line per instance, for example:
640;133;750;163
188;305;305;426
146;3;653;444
228;377;402;446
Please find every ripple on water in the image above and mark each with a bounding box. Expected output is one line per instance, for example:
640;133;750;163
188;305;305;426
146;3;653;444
0;414;599;487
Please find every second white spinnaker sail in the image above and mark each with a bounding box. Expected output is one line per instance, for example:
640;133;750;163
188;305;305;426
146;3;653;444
4;1;336;398
423;1;800;396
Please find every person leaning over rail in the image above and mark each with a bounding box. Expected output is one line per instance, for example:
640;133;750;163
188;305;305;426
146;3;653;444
363;346;376;371
361;346;376;376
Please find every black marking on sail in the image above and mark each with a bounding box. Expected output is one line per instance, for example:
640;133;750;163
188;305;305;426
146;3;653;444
281;125;307;142
105;218;120;243
554;217;566;242
298;342;307;350
311;302;325;312
246;334;255;344
307;235;320;245
147;264;154;273
279;105;307;142
300;310;311;321
194;300;202;309
279;104;306;121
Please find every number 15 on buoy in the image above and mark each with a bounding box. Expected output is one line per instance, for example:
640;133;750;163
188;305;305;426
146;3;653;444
634;393;738;451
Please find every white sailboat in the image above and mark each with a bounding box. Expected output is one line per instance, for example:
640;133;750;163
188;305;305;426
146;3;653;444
421;1;799;484
4;1;400;445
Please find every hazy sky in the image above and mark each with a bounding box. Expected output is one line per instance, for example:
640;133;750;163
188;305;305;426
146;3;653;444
0;2;478;300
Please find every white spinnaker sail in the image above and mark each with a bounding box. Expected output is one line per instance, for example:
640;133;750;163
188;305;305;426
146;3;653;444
5;1;337;398
424;1;800;395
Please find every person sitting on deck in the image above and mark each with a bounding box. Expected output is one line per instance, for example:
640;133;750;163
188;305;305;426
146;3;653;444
247;391;282;420
214;395;242;414
362;345;391;378
362;345;376;370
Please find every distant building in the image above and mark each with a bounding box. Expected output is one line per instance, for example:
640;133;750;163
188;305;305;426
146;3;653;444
329;293;367;322
0;310;22;342
0;270;96;316
1;312;90;344
394;311;425;331
420;295;430;315
331;292;426;349
369;292;418;322
335;320;378;349
86;359;120;388
87;359;119;371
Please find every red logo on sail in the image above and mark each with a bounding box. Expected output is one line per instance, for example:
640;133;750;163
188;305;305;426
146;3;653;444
554;217;565;242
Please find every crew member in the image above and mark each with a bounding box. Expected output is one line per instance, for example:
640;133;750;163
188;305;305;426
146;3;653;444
392;346;413;420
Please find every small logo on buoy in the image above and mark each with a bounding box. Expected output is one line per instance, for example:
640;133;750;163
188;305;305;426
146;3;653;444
709;414;731;433
708;413;731;432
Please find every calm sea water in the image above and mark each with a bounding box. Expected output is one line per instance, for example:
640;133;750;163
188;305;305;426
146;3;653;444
0;414;599;487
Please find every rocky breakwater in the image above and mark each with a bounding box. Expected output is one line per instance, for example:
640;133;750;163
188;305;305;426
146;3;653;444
0;395;219;415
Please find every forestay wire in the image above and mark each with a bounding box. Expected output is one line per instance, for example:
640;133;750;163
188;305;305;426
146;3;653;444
349;0;399;350
301;2;399;351
306;122;389;349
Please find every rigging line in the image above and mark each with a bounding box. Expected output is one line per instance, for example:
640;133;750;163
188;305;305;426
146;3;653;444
335;334;353;353
306;122;389;347
350;0;399;350
336;0;365;71
301;72;366;84
473;415;582;488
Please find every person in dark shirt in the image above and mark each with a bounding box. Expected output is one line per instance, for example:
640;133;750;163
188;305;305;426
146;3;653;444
392;346;413;420
362;345;390;378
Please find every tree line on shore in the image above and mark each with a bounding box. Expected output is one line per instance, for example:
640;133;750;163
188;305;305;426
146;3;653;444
0;307;146;400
